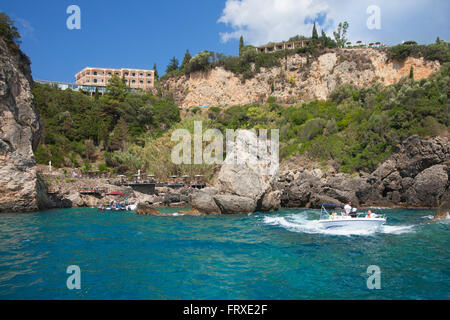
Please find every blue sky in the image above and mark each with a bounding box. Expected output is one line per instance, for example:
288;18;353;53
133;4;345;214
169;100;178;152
1;0;449;83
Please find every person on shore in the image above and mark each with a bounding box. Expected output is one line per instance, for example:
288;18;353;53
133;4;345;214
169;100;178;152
344;202;352;216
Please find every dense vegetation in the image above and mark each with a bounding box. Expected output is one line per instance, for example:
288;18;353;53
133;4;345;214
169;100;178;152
388;38;450;64
33;76;180;169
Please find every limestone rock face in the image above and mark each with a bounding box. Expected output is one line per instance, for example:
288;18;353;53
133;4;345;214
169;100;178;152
0;36;44;212
406;165;448;207
191;130;280;214
162;48;440;108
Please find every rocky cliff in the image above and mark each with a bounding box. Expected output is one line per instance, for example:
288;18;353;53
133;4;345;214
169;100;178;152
163;48;440;108
277;135;449;209
0;36;45;212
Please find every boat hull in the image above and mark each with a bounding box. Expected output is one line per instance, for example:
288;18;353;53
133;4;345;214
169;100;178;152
318;218;386;230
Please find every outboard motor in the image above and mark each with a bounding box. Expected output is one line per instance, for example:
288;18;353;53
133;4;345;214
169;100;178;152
350;208;358;218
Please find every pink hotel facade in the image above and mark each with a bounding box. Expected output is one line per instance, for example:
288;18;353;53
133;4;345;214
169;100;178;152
75;67;155;90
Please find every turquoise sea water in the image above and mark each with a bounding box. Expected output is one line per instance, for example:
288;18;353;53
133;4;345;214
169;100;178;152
0;207;448;300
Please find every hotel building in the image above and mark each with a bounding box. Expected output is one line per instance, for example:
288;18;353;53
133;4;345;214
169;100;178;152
75;67;155;90
256;39;312;53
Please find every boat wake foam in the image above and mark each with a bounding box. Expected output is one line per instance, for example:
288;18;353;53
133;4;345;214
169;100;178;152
263;213;415;236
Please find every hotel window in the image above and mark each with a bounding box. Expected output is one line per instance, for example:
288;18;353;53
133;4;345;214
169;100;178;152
140;80;143;84
131;80;136;84
93;71;97;75
147;73;152;77
132;72;136;77
93;79;97;83
140;73;144;77
124;72;129;76
147;81;152;84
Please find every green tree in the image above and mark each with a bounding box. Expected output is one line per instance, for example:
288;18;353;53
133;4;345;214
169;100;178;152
110;117;130;151
94;87;100;100
239;35;244;56
0;12;21;45
333;21;349;47
105;74;127;101
312;22;319;40
166;56;179;73
153;62;159;81
409;66;414;79
184;51;214;73
180;49;192;71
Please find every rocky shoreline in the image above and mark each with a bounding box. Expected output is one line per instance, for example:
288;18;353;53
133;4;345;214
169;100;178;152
277;135;449;209
4;134;450;220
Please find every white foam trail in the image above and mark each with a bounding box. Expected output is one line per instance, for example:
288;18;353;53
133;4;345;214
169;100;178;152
263;213;415;236
379;225;415;234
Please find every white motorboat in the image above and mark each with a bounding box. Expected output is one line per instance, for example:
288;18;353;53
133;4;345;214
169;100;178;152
317;204;386;231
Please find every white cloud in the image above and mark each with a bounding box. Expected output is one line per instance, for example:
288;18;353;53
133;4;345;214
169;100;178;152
218;0;332;46
218;0;450;46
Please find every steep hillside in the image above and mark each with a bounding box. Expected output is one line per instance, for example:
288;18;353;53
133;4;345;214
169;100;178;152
162;48;440;108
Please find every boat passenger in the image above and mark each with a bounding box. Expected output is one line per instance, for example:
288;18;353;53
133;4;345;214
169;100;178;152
367;210;379;218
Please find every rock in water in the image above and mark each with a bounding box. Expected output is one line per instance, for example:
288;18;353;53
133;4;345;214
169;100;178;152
136;202;161;215
213;195;256;214
191;187;221;214
192;129;280;214
435;189;450;219
0;36;45;212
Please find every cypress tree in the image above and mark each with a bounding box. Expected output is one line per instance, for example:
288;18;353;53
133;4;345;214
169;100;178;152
180;49;192;71
409;66;414;80
312;22;319;40
153;63;159;81
239;35;244;56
